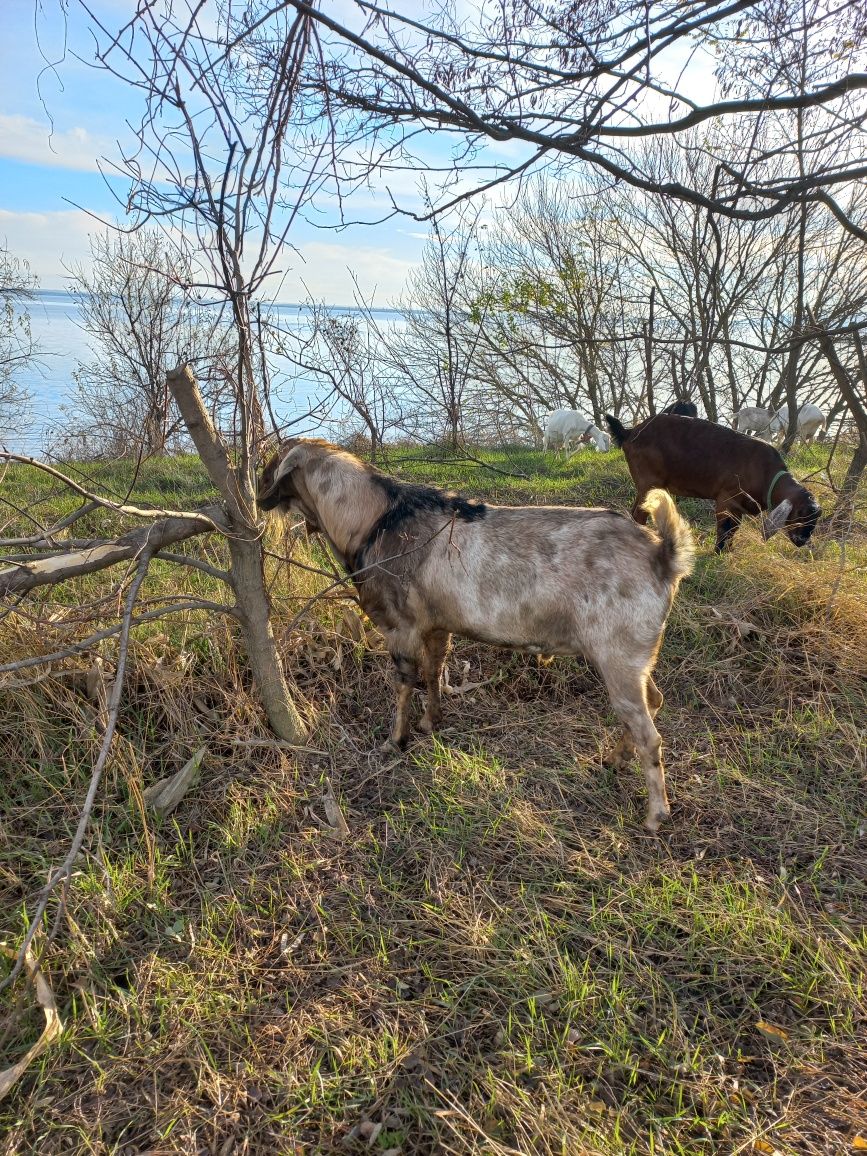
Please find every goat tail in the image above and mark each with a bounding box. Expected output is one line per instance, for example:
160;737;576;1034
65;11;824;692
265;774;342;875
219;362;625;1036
642;488;696;583
605;413;630;447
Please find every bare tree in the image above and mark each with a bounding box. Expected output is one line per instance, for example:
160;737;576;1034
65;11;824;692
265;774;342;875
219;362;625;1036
270;292;404;460
808;315;867;532
290;1;867;238
0;245;36;444
470;181;641;426
64;229;235;457
390;200;487;448
1;1;347;981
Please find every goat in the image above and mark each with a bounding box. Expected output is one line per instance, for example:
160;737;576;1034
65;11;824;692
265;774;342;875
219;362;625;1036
795;403;826;443
259;438;695;832
734;403;827;444
661;401;698;418
605;414;821;553
543;409;610;453
733;405;786;441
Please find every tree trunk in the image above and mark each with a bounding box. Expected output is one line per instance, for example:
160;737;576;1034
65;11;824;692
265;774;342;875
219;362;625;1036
226;532;309;742
807;317;867;537
831;436;867;534
167;364;307;743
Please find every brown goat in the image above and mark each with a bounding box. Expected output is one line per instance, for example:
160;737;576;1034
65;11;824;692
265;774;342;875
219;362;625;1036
259;438;695;831
605;414;821;552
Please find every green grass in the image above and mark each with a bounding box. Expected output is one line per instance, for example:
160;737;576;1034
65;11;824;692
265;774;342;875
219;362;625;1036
1;440;866;1155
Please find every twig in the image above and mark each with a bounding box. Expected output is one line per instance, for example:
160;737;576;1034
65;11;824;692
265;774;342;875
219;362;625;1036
154;550;231;583
0;598;240;675
2;548;153;992
0;502;101;548
0;452;226;527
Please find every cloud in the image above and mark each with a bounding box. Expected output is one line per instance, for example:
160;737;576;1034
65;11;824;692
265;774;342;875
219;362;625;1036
0;208;95;287
271;239;421;306
0;210;421;304
0;114;117;173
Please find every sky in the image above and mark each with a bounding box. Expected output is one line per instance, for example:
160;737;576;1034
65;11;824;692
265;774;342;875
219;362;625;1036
0;1;724;307
0;0;436;306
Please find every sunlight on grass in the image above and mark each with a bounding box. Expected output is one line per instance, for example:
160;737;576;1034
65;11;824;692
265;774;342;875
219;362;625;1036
2;443;865;1154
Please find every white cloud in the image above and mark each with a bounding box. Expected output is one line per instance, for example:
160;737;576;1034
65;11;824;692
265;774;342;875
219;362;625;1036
0;210;421;304
0;208;95;287
271;239;421;306
0;114;117;172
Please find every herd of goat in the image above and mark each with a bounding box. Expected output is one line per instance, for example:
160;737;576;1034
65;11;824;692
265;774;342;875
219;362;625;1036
543;400;826;455
258;405;822;832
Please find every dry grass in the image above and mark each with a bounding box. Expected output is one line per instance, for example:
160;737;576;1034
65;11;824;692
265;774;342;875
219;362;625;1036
1;445;866;1155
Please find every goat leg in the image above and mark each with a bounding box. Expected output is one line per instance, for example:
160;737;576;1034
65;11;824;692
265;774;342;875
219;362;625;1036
419;630;450;734
381;649;419;752
602;667;671;832
714;507;741;553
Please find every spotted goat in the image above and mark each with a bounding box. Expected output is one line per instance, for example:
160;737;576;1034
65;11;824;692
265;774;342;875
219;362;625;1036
258;439;695;831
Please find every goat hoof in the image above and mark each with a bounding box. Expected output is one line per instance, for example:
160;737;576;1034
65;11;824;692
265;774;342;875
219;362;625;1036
417;714;439;735
380;736;408;754
644;807;671;834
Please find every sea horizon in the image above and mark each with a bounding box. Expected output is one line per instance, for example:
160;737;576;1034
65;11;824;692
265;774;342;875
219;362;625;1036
5;290;406;455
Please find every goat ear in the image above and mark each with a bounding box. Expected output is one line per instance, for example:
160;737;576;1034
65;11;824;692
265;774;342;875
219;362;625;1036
258;443;310;506
763;498;792;538
272;444;309;485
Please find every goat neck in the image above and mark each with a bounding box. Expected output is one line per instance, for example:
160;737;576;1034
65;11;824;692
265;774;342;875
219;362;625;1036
303;450;388;564
261;440;389;565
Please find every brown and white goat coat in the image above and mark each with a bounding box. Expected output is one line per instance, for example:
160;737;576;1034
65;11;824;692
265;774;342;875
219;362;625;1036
259;439;695;831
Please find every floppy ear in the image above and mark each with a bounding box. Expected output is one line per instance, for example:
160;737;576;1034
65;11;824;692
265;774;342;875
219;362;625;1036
258;443;310;506
762;498;792;538
272;444;309;486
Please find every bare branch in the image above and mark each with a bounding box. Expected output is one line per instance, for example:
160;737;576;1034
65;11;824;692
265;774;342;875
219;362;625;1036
0;504;225;597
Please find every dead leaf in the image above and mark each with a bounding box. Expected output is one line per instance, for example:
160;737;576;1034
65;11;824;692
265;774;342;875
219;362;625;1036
751;1141;781;1155
339;608;365;643
442;660;497;697
143;747;207;817
756;1021;790;1043
358;1120;382;1144
192;695;219;720
0;946;64;1101
852;1137;867;1151
322;779;350;840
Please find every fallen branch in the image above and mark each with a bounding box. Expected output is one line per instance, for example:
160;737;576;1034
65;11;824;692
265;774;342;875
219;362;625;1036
0;598;240;676
0;452;226;525
0;504;226;596
0;501;101;548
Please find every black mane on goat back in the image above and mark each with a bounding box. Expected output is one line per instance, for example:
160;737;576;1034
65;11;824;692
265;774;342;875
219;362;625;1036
369;473;487;539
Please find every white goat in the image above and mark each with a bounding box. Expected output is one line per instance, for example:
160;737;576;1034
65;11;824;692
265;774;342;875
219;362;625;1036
259;438;695;832
734;403;826;443
795;403;826;442
733;405;786;441
544;409;610;453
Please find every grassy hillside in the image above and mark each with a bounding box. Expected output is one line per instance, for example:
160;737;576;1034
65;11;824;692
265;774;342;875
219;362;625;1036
1;443;865;1155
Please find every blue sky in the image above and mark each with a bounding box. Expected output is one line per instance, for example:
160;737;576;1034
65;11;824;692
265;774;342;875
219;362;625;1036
0;2;726;305
0;0;432;304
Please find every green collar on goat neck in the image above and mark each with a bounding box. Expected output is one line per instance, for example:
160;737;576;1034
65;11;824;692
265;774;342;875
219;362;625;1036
766;468;789;510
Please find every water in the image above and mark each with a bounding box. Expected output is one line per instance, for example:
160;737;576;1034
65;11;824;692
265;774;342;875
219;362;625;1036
7;291;86;454
5;291;406;455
